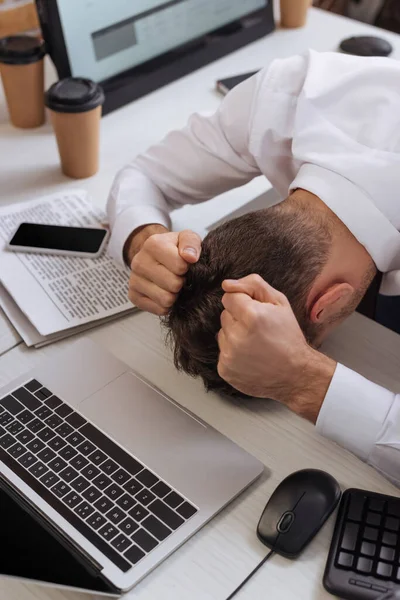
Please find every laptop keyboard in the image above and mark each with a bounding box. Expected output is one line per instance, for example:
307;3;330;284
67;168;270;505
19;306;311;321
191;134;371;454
0;379;198;572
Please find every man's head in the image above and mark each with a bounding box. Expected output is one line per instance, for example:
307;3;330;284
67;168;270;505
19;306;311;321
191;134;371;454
164;190;376;397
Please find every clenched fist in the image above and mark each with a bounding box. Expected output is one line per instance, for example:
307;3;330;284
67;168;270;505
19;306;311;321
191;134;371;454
125;224;202;316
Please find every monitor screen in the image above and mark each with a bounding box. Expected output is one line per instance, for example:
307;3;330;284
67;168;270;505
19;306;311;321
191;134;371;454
56;0;268;83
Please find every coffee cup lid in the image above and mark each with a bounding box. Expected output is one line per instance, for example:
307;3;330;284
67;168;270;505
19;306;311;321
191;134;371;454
45;78;105;114
0;35;46;65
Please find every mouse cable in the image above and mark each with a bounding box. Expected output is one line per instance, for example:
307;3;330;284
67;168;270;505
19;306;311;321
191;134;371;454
225;549;275;600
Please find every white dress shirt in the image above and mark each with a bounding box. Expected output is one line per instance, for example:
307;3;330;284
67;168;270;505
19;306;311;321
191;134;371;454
107;50;400;487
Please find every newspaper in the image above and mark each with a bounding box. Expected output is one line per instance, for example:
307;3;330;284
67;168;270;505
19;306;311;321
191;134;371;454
0;190;134;341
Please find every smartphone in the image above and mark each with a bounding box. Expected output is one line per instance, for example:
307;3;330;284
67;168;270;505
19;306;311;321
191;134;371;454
216;70;258;95
7;223;109;258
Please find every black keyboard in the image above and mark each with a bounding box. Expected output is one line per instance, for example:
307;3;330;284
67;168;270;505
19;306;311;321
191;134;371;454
324;488;400;599
0;380;198;572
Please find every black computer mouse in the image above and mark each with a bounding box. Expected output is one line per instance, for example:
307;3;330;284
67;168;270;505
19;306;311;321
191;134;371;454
257;469;341;558
339;35;393;57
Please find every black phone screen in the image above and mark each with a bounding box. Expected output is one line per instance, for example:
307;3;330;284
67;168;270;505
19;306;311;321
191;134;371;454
9;223;107;253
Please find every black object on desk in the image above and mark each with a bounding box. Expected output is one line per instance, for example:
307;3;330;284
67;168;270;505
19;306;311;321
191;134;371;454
324;488;400;599
339;35;393;57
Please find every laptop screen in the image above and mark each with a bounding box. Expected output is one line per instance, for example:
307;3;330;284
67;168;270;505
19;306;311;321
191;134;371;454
56;0;268;83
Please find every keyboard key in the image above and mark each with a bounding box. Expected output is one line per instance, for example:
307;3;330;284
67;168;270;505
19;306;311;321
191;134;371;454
8;442;27;459
55;403;73;418
81;464;100;480
63;491;82;509
152;481;171;498
0;433;16;449
77;440;96;456
45;396;63;410
65;412;87;429
366;512;381;527
48;457;68;473
368;498;385;513
382;531;397;546
88;449;107;466
35;405;52;420
18;451;37;468
71;476;90;493
0;411;13;426
387;501;400;518
86;512;106;530
149;500;184;530
106;507;126;525
135;489;156;506
94;496;114;514
363;527;379;542
380;546;395;562
123;478;143;496
37;427;56;442
17;409;35;425
55;423;74;438
27;418;46;434
341;523;359;552
385;516;399;532
132;528;158;552
129;504;149;522
396;568;400;582
16;429;34;445
124;544;145;565
142;515;172;541
98;524;119;542
119;517;139;536
59;466;79;483
111;533;132;553
40;472;60;488
44;414;63;429
26;438;45;454
48;437;68;454
100;459;119;476
177;502;197;520
116;494;136;511
356;557;373;574
57;443;78;460
105;484;124;501
29;461;48;478
37;447;56;463
69;454;89;469
337;552;354;569
360;541;376;557
81;423;143;476
82;486;102;503
35;387;52;400
52;481;71;498
75;502;94;519
0;425;5;437
13;388;40;411
93;473;112;491
111;468;131;486
136;469;158;487
164;490;184;510
66;432;85;447
6;420;24;435
376;562;393;579
1;395;24;415
25;379;42;393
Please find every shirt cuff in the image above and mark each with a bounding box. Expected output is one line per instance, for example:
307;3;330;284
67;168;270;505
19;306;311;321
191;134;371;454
316;363;393;461
107;206;171;266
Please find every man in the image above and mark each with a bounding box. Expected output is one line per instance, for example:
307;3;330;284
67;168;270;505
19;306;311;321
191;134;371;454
107;50;400;486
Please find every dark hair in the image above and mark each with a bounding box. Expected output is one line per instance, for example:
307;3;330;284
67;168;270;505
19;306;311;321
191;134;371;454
164;202;332;397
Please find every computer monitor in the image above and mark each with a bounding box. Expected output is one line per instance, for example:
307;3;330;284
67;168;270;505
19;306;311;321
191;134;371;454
36;0;274;114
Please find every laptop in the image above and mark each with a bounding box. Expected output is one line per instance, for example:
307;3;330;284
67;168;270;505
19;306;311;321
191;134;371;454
0;339;264;594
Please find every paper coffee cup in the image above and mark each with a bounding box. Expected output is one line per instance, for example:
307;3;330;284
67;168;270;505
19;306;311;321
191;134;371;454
0;35;46;128
280;0;310;28
45;78;105;179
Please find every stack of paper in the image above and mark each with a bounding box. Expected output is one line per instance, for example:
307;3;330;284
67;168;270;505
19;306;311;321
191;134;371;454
0;190;135;347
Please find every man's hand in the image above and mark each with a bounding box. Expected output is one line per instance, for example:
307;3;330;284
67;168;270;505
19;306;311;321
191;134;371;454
125;224;201;316
217;275;337;423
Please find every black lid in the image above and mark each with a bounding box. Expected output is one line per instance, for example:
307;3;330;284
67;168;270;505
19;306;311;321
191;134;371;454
44;77;105;113
0;35;46;65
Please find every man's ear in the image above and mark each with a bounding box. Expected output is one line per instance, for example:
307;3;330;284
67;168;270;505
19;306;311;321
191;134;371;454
310;283;355;325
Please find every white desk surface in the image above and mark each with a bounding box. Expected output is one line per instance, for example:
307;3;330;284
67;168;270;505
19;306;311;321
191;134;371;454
1;6;400;600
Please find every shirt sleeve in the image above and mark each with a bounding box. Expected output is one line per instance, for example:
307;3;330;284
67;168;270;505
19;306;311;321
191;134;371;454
107;72;262;264
316;363;400;487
